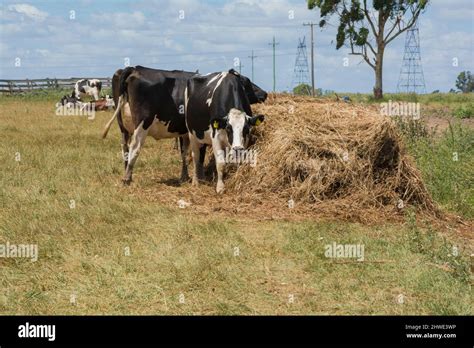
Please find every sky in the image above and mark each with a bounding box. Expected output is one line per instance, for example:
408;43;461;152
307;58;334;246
0;0;473;93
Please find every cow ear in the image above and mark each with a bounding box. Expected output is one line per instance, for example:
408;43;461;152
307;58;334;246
249;114;265;126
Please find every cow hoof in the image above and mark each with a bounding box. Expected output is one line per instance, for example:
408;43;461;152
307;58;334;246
122;178;132;186
216;184;225;194
180;174;190;183
192;177;199;186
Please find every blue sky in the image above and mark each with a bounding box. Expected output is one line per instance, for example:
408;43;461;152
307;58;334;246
0;0;472;93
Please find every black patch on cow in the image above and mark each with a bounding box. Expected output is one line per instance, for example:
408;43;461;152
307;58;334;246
77;79;88;94
118;67;198;137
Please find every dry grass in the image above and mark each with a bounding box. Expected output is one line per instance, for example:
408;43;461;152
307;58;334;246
227;95;439;223
0;96;472;315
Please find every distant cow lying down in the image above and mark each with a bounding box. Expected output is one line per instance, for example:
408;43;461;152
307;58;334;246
57;95;114;111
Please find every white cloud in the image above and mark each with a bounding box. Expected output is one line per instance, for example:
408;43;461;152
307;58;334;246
91;11;146;29
7;4;48;21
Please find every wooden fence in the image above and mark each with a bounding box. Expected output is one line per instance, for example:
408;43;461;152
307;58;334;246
0;77;112;94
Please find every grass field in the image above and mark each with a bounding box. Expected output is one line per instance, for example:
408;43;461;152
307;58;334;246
0;95;472;315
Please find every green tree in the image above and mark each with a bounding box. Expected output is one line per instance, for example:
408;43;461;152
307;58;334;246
455;71;474;93
307;0;429;99
293;83;312;95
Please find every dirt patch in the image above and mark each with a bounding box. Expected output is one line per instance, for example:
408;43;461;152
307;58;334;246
424;116;474;135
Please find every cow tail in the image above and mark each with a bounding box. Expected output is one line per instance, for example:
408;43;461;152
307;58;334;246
119;66;134;96
101;95;123;139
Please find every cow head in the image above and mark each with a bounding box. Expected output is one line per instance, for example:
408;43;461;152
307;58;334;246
229;69;267;104
211;108;265;151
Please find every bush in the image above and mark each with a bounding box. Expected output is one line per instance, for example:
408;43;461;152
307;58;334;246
293;83;312;96
453;103;473;119
402;123;474;218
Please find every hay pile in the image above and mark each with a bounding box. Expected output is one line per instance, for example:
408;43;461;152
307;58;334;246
227;95;438;221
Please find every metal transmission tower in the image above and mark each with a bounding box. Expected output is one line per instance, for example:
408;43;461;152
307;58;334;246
291;37;311;95
397;22;426;94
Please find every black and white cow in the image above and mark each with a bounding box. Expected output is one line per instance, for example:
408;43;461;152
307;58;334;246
102;66;198;184
185;69;266;194
73;79;102;101
102;66;267;186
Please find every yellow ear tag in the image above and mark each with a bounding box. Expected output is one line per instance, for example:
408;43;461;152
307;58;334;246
213;120;219;129
255;119;261;126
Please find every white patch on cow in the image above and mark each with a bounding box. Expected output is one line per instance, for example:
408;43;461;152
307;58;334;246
184;86;189;115
227;108;246;149
105;95;115;108
121;102;135;134
147;117;180;140
128;121;148;165
206;73;222;86
206;72;227;107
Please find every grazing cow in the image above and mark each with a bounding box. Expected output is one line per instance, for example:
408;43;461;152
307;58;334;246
102;66;197;184
73;78;102;100
185;69;266;194
102;66;267;186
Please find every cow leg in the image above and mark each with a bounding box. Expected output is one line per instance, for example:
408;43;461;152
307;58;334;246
198;144;207;179
179;135;190;182
121;131;130;170
212;139;226;194
189;133;204;186
123;121;149;185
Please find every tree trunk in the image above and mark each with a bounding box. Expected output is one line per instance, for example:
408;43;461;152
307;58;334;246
373;12;386;100
373;47;384;99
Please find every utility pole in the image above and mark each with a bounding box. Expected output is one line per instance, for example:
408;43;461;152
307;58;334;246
268;36;279;92
303;22;316;96
248;50;257;81
238;61;244;74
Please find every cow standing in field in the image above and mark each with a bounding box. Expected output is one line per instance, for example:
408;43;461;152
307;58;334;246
102;66;197;184
73;79;102;101
185;69;266;194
